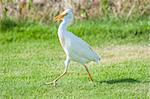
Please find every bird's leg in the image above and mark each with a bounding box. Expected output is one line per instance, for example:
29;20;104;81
45;57;70;86
83;65;93;81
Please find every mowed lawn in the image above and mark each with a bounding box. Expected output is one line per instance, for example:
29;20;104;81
0;41;149;98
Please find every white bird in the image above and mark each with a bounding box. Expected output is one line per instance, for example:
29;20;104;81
46;8;100;86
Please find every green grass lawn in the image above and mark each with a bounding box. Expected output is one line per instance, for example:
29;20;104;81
0;18;150;98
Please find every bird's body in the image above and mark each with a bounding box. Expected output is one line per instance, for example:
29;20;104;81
46;9;100;86
58;22;100;64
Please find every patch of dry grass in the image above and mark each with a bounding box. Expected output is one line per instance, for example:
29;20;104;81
96;45;150;65
1;0;150;22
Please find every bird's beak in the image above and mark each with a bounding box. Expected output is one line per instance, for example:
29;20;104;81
55;11;67;22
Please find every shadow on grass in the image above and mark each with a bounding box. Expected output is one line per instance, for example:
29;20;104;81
97;78;149;84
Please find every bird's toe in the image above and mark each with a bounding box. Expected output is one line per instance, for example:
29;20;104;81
45;80;57;86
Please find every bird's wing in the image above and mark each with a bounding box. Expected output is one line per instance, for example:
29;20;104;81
66;32;99;62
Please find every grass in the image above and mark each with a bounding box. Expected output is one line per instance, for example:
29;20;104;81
0;17;149;45
0;18;150;98
0;42;149;98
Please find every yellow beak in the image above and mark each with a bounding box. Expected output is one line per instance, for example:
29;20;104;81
55;11;67;22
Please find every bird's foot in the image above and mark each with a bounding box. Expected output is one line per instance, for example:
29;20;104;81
45;80;57;86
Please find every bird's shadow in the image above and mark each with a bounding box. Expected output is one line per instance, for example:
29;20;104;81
96;78;149;84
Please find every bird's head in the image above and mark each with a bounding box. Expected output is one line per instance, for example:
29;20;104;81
55;8;73;24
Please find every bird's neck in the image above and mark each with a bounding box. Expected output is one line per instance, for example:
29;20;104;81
58;20;70;33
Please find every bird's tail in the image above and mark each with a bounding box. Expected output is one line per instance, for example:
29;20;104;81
95;54;101;64
96;57;101;64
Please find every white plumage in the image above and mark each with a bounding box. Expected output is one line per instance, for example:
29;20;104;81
62;31;100;64
46;8;100;86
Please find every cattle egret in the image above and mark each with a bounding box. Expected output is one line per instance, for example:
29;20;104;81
46;8;100;86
